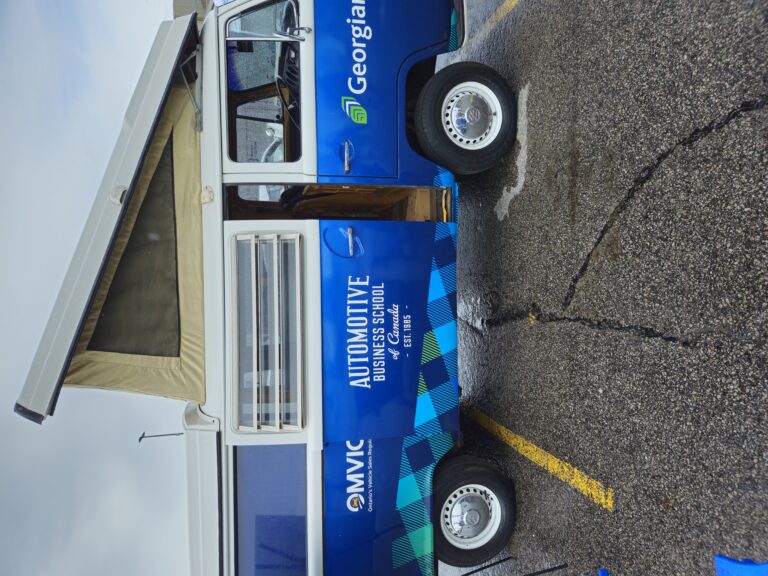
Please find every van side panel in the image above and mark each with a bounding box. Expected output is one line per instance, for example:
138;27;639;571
324;434;455;575
320;221;459;442
321;221;460;575
314;0;452;181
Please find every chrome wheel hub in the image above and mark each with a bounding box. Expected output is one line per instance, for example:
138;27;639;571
441;81;503;151
462;507;483;529
440;483;502;549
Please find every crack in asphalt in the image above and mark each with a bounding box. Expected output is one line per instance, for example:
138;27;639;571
458;97;767;351
535;310;693;347
561;95;768;310
463;303;694;346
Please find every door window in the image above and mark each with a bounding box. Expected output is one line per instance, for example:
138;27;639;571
226;1;302;164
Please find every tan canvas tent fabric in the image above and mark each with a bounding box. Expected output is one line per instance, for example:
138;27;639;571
63;85;205;403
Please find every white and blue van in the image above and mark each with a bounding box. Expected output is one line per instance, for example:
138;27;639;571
16;1;518;574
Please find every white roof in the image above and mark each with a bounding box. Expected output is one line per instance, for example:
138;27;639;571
15;14;199;424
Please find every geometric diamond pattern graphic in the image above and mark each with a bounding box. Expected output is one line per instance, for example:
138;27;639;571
392;222;460;574
448;8;459;52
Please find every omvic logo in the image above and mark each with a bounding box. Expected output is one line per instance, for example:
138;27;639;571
345;440;366;512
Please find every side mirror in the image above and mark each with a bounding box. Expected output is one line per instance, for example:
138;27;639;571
276;0;298;34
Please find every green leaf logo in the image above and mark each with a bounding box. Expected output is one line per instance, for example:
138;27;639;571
342;96;368;125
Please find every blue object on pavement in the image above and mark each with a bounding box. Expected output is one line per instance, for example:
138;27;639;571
715;555;768;576
597;570;610;576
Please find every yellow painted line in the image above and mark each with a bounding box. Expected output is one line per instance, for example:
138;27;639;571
472;0;523;45
466;408;616;511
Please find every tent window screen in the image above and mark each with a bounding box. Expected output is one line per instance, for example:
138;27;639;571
88;138;181;357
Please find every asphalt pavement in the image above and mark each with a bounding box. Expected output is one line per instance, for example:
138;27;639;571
439;0;767;574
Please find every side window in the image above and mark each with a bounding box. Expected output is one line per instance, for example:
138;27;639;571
234;232;303;431
234;445;308;575
226;1;302;163
224;184;457;223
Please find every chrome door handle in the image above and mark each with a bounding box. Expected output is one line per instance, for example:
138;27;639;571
343;140;352;174
347;226;355;256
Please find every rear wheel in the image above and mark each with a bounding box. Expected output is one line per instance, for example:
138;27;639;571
433;456;516;567
415;62;517;175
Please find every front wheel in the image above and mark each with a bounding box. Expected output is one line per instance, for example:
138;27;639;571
415;62;517;175
433;456;516;568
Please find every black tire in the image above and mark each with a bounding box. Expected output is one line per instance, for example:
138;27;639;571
415;62;517;175
433;456;516;568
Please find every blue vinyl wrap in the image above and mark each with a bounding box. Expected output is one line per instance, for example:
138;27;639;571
321;221;434;441
314;0;453;185
321;221;460;575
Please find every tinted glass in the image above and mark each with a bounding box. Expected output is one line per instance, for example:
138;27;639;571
236;184;286;202
227;41;277;93
226;1;301;164
235;444;307;576
279;238;300;427
234;97;285;163
257;239;278;428
237;238;255;427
